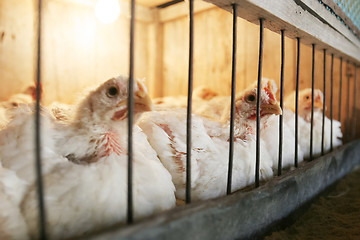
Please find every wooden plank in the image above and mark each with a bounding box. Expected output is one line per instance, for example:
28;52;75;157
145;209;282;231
135;0;173;8
301;0;359;47
159;1;216;23
321;0;359;37
63;0;171;9
0;0;36;101
147;9;164;98
52;0;155;23
204;0;360;63
117;0;155;23
40;0;151;104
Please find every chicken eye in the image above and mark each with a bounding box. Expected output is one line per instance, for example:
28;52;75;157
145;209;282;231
306;96;310;100
106;87;118;98
246;94;256;103
12;102;18;107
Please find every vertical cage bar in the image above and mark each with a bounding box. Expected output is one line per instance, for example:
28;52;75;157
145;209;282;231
294;38;300;168
255;18;264;188
35;0;47;239
339;58;343;122
310;44;315;161
227;3;237;195
330;54;334;150
127;0;135;224
353;64;357;139
278;29;285;176
346;61;351;142
321;49;326;155
186;0;194;203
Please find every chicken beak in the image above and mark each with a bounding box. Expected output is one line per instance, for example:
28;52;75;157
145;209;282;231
134;92;153;112
116;100;127;108
133;80;153;112
314;100;323;110
261;101;282;116
115;95;152;112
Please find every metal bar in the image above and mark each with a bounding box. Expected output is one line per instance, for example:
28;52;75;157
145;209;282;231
35;0;47;239
338;58;342;132
186;0;194;203
310;44;315;161
127;0;135;224
330;54;334;150
255;18;264;188
346;61;351;142
295;38;300;168
321;49;326;155
278;29;285;176
227;3;237;195
353;63;357;140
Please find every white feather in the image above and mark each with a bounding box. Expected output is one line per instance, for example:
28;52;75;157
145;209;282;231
139;109;274;201
0;163;29;240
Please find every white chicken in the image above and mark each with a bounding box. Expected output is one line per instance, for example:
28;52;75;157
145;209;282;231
4;76;175;240
218;78;302;171
139;78;282;201
0;104;67;185
193;78;279;122
153;86;218;111
261;109;305;170
195;79;305;171
0;85;39;129
47;101;74;122
285;88;342;158
0;162;29;240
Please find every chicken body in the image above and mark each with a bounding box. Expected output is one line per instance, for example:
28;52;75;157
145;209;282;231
48;101;74;122
261;109;305;170
22;125;175;240
0;76;175;240
285;88;342;158
0;86;38;129
139;109;274;201
153;86;218;111
139;78;283;201
0;163;29;240
200;78;302;170
0;104;67;184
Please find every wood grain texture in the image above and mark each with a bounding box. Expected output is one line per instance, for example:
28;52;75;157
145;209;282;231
204;0;360;63
0;0;36;101
0;0;153;105
159;1;215;22
161;5;301;98
321;0;359;37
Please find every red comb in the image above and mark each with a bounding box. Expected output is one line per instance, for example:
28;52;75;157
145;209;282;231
264;86;276;102
315;91;322;101
32;82;43;101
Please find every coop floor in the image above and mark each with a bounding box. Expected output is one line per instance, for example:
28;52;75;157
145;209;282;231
264;165;360;240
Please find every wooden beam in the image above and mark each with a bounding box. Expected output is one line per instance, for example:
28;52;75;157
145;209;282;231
52;0;155;23
321;0;359;37
147;9;164;98
204;0;360;63
300;0;359;47
159;1;215;23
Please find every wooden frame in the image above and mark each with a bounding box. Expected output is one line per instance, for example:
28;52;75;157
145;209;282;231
205;0;360;63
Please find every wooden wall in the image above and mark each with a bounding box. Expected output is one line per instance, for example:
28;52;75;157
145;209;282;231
0;0;359;138
0;0;153;104
0;0;36;100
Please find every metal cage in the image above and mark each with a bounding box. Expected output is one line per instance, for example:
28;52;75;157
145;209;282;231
16;0;360;239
